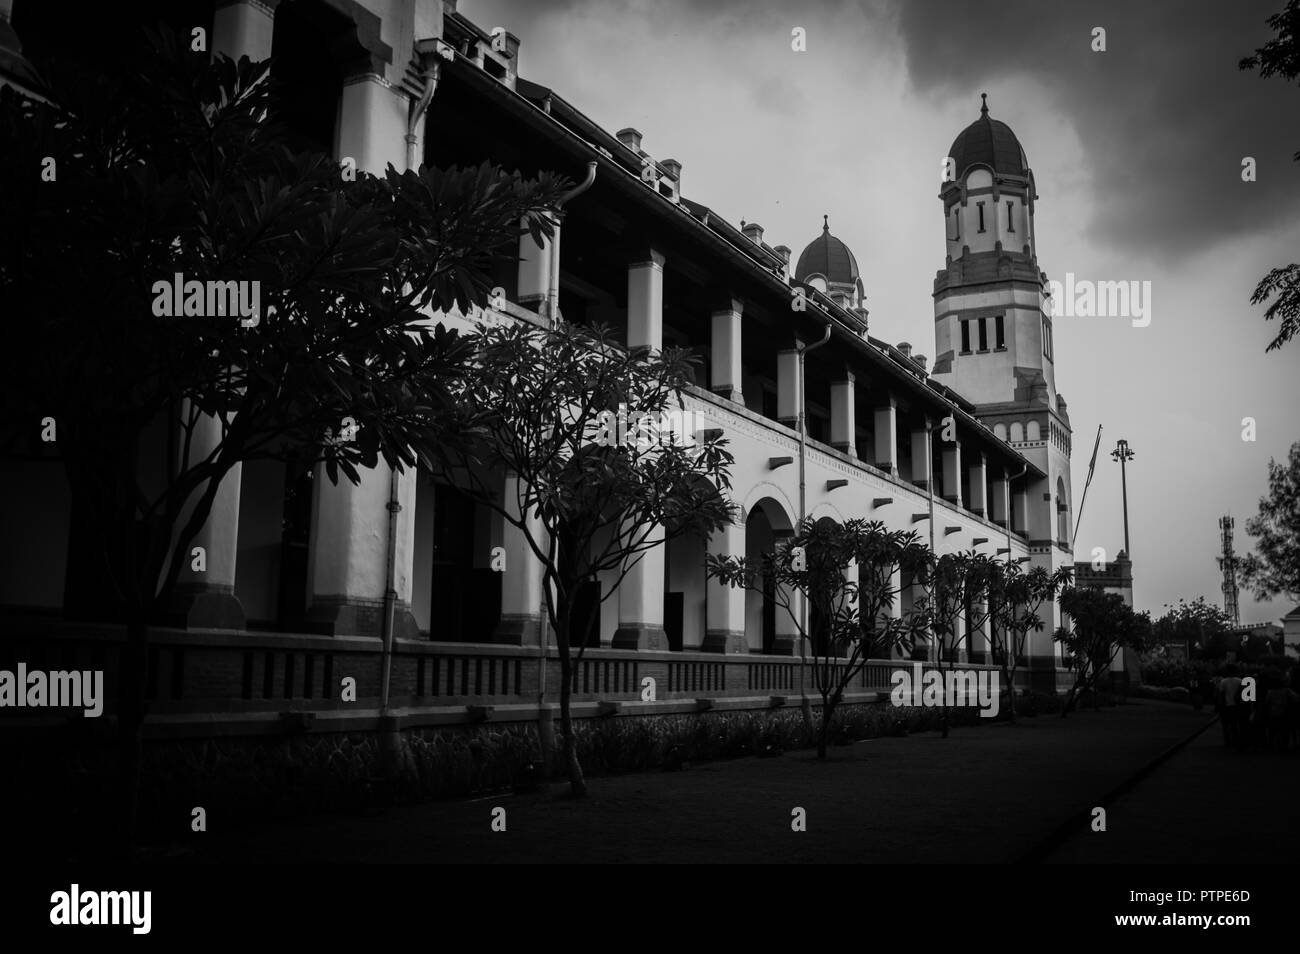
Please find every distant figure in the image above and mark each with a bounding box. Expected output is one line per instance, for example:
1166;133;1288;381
1216;665;1243;749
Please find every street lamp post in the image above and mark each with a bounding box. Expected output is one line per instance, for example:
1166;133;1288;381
1110;439;1135;557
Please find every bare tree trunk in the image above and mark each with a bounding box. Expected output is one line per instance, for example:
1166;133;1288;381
555;610;586;797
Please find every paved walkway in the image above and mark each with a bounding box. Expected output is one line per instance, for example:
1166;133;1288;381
1044;720;1300;863
177;701;1233;863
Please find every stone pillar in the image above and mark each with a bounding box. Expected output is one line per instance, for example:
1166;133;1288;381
829;372;855;456
990;469;1010;527
710;297;744;402
167;406;245;629
213;0;277;61
305;69;418;638
703;518;745;653
910;423;932;489
1013;484;1029;534
777;347;801;428
493;474;544;645
773;586;802;656
627;249;665;351
517;221;551;313
873;399;898;476
968;451;987;516
612;525;666;649
941;440;962;507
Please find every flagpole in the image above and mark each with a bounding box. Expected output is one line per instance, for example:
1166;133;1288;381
1073;424;1103;541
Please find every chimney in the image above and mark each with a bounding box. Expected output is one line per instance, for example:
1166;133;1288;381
897;341;912;358
661;158;681;186
616;127;643;152
774;245;791;265
913;354;928;373
742;221;764;245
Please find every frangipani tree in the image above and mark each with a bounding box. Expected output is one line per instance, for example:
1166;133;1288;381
707;518;930;758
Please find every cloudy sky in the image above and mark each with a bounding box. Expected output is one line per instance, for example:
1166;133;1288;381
464;0;1300;623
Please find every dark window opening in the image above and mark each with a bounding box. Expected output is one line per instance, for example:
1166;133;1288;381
977;317;988;352
995;315;1005;350
1006;201;1015;232
960;319;971;354
977;202;986;233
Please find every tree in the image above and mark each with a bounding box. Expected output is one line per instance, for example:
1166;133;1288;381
0;27;565;849
1055;587;1151;716
1240;0;1300;352
987;561;1072;723
444;319;734;796
707;518;929;759
1152;596;1234;658
1238;441;1300;603
912;550;998;737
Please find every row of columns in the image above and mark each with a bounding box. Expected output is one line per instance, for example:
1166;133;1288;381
173;1;1034;647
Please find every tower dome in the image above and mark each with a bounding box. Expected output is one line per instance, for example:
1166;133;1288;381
795;216;860;286
947;94;1029;180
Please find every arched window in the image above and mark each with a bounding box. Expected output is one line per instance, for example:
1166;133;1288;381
1009;422;1024;443
993;423;1007;441
1026;420;1041;442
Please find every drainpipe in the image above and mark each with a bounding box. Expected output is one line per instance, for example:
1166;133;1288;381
379;56;441;725
796;321;832;715
544;161;597;325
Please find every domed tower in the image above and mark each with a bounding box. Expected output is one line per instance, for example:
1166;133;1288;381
795;216;868;323
931;96;1074;663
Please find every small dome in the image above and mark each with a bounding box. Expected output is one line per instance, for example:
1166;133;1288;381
795;215;859;286
947;94;1029;180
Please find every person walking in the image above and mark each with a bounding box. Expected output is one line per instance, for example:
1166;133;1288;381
1216;665;1243;749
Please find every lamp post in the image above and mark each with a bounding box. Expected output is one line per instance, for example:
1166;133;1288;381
1110;439;1135;557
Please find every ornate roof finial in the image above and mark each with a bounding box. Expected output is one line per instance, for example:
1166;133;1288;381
823;214;829;231
980;92;988;116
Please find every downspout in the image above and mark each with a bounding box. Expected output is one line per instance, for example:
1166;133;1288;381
796;321;832;716
380;56;441;722
544;161;597;325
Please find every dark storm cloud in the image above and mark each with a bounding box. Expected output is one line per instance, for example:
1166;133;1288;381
895;0;1300;261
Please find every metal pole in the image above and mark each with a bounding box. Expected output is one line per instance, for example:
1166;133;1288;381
1120;455;1130;557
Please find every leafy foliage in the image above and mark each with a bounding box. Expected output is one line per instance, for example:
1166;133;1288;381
1238;441;1300;603
706;517;930;756
1056;586;1152;715
444;319;736;794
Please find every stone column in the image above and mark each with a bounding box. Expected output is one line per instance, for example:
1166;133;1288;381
710;297;744;402
493;473;544;645
167;405;245;629
627;249;665;351
213;0;277;61
305;69;419;638
517;222;551;313
910;423;932;489
703;518;745;653
941;440;963;507
612;525;667;649
990;469;1010;528
830;372;855;456
873;399;898;476
777;347;801;429
1012;484;1029;535
968;451;987;517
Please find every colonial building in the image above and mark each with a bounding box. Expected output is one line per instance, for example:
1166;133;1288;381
0;0;1078;740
